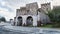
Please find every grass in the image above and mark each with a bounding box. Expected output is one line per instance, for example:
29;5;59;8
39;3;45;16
40;24;53;28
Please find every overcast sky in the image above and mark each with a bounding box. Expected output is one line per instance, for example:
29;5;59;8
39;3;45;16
0;0;60;21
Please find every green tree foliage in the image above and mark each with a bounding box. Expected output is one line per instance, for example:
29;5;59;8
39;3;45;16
47;7;60;28
0;17;6;22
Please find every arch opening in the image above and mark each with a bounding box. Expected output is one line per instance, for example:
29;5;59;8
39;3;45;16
17;16;22;26
26;16;33;26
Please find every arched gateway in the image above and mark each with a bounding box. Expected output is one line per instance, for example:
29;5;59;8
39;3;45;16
26;16;33;26
17;16;22;26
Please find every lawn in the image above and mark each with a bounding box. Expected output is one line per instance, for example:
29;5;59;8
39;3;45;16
40;24;53;28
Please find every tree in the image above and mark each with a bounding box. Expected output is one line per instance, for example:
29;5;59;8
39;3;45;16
47;7;60;28
0;17;6;22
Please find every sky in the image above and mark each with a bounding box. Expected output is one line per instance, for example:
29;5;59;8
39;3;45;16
0;0;60;21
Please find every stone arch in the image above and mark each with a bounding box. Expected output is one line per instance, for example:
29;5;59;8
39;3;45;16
26;16;33;26
17;16;22;26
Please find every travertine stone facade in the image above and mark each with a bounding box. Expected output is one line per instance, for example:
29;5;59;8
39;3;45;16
16;7;27;16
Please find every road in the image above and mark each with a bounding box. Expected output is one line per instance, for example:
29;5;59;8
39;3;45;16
0;25;28;34
0;22;27;34
1;26;60;34
0;22;60;34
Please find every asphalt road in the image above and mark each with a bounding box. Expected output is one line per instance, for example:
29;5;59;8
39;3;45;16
0;26;28;34
0;26;60;34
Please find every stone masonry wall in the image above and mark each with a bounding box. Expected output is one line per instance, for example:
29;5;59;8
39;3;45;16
26;2;38;15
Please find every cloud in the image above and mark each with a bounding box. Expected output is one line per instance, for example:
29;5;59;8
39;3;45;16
0;0;60;21
0;0;16;21
0;9;15;21
52;0;60;6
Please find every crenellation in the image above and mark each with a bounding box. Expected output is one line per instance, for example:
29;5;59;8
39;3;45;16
41;3;51;13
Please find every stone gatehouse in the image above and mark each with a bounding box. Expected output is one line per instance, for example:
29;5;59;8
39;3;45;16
14;2;51;26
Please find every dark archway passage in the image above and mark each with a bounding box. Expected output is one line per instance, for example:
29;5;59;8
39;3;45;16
26;16;33;26
17;16;22;26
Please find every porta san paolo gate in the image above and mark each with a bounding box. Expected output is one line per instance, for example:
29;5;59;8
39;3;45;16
14;2;51;26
